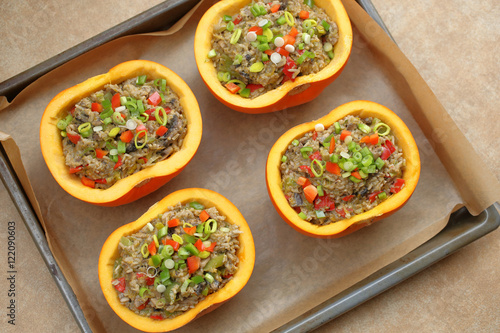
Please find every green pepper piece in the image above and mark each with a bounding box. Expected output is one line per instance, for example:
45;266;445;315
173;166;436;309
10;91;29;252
119;237;131;246
182;234;197;244
184;243;200;256
191;275;205;284
164;282;178;303
204;254;226;272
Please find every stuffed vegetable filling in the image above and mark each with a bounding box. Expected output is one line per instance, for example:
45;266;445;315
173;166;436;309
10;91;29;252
111;202;241;320
57;76;187;189
280;115;407;225
209;0;339;98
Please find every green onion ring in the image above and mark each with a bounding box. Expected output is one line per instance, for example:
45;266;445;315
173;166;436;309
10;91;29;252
374;123;391;136
139;113;149;122
204;219;218;234
78;122;91;134
284;11;295;26
154;107;168;126
112;112;126;125
310;159;324;177
172;234;183;244
141;243;149;258
134;130;148;149
230;28;242;44
164;245;174;256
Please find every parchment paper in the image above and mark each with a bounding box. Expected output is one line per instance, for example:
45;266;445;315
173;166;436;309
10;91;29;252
0;0;498;332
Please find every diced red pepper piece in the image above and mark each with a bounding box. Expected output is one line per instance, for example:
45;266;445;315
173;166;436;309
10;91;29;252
70;106;76;116
303;184;318;203
156;125;168;137
312;131;318;140
148;241;157;255
162;239;180;251
351;171;362;180
81;176;95;188
368;191;383;203
146;277;155;286
136;124;147;138
67;133;80;145
264;49;274;56
204;242;216;252
385;140;396;153
187;256;201;274
144;109;156;120
94;178;107;184
325;162;341;175
69;166;83;174
199;210;210;222
276;47;290;57
233;15;242;24
329;138;336;153
150;315;164;320
113;155;122;170
91;102;103;112
120;130;133;143
95;148;107;159
299;165;314;178
390;178;405;194
289;27;299;37
246;84;264;92
343;195;355;201
340;130;351;141
283;56;297;81
112;277;126;292
370;133;379;145
136;272;145;278
225;82;241;94
148;91;162;106
249;26;263;35
139;157;148;164
380;146;391;160
360;136;370;144
283;35;296;45
271;4;280;13
137;299;149;310
111;93;121;110
309;151;322;161
194;239;205;252
336;208;346;218
168;218;180;227
293;207;302;213
314;196;336;211
183;226;196;235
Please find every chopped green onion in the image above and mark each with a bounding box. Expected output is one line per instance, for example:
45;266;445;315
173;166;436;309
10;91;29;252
281;155;287;163
276;16;286;25
334;122;341;134
117;141;126;154
134;130;147;149
330;154;339;163
375;157;385;170
180;279;191;293
103;117;112;125
136;75;147;85
262;53;269;62
160;79;167;92
226;21;235;31
230;28;242;44
348;141;356;151
190;202;205;210
207;49;217;58
353;152;362;162
78;122;91;134
65;115;73;123
300;147;313;158
153;235;160;248
315;210;326;218
204;273;215;283
297;53;309;65
316;25;326;35
257;43;270;52
311;159;324;177
256;35;268;43
184;243;200;256
57;120;67;130
361;155;374;167
249;62;264;72
239;88;251;98
349;176;362;183
112;112;126;125
263;28;273;40
298;212;307;219
157;227;168;240
317;185;324;196
359;170;368;178
141;243;149;258
284;11;295;26
120;237;131;246
304;0;315;7
374;122;391;136
321;20;330;31
342;172;351;178
163;245;174;257
360;147;372;157
178;247;190;260
298;43;304;50
302;19;317;30
136;100;144;114
172;234;183;244
303;32;311;45
204;219;218;234
367;164;377;173
223;15;232;22
164;258;175;269
198;251;211;259
378;192;387;200
292;139;299;146
120;96;128;105
327;50;334;59
191;275;205;284
342;161;354;172
358;122;371;134
160;270;170;283
323;42;333;52
139;287;148;297
233;54;243;65
155;107;168;126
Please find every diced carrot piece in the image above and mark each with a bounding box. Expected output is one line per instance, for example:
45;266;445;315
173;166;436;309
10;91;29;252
360;136;370;144
303;185;318;203
81;176;95;188
271;4;280;13
168;218;180;227
120;130;133;143
329;138;336;154
351;171;362;180
289;27;299;37
275;47;289;57
184;226;196;235
283;35;296;45
296;176;311;188
95;148;108;159
369;133;379;145
91;103;103;112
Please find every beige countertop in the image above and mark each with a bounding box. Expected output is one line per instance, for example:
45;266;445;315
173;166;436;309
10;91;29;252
0;0;498;332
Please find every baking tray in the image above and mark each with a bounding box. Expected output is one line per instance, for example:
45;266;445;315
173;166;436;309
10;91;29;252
1;1;498;332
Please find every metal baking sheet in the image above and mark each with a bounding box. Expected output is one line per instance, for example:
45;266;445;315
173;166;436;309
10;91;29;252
1;1;498;333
